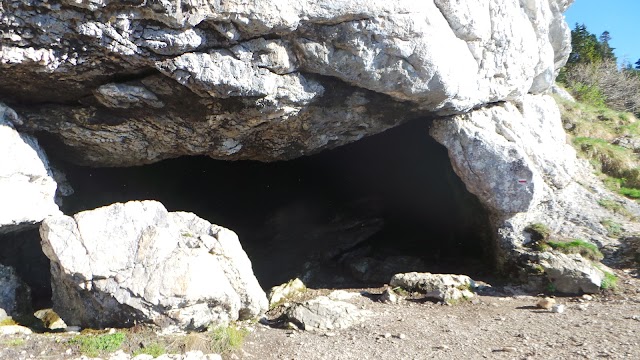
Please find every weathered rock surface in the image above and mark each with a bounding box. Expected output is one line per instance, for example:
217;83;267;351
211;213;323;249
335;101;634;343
537;252;604;294
0;263;32;317
285;296;369;331
0;103;61;233
268;278;307;308
40;200;267;330
2;0;570;165
389;272;475;303
431;93;640;290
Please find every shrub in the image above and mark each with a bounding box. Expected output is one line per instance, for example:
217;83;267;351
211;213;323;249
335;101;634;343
562;60;640;115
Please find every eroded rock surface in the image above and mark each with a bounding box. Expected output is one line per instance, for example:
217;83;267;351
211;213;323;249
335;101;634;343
2;0;570;165
285;296;369;331
0;103;61;233
389;272;475;303
40;200;267;330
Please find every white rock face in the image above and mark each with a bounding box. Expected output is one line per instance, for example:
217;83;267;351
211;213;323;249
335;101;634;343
0;103;61;233
430;94;578;215
40;200;267;330
1;0;573;165
285;296;369;331
538;252;603;294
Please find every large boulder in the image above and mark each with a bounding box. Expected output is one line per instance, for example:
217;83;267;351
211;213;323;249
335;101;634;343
537;252;604;294
40;200;267;330
0;103;61;233
285;296;369;331
2;0;571;165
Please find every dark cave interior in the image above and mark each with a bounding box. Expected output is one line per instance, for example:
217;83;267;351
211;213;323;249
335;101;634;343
0;119;495;309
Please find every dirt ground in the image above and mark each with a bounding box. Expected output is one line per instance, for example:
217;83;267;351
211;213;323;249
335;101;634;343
241;270;640;360
1;268;640;360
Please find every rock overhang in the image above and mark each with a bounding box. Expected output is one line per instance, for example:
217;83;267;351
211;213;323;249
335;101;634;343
2;0;572;166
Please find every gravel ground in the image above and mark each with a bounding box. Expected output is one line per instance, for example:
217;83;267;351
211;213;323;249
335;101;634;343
241;270;640;360
1;269;639;360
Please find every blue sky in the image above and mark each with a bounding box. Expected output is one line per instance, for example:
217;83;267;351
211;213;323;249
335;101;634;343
564;0;639;65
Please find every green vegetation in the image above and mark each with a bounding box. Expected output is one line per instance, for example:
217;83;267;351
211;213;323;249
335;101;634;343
598;267;619;290
546;239;604;261
559;24;640;115
555;24;640;207
601;219;623;238
133;342;166;358
208;324;248;354
0;318;17;326
70;332;126;357
597;199;632;218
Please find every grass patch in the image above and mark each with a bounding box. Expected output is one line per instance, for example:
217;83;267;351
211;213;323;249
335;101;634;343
547;239;604;261
70;332;126;358
555;94;640;200
599;269;619;290
601;219;623;237
619;187;640;199
164;324;249;355
209;324;248;354
133;342;165;358
598;199;633;218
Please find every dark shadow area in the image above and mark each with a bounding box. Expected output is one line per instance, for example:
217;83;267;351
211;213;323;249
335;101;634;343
50;119;494;290
0;228;52;310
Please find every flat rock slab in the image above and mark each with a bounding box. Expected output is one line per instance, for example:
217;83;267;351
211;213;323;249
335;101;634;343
285;296;370;331
40;200;267;330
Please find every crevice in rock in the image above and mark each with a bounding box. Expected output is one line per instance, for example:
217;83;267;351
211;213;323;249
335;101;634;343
44;118;495;290
0;228;52;310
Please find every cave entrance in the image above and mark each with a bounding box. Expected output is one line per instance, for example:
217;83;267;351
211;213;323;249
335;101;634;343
52;119;494;290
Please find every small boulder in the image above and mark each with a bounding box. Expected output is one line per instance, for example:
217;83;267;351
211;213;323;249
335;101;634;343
378;288;399;304
34;308;67;330
537;252;603;294
40;201;267;330
389;272;475;303
285;296;369;331
536;297;556;310
268;278;306;308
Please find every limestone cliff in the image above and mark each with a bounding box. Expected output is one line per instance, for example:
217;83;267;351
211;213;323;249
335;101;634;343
2;0;570;165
